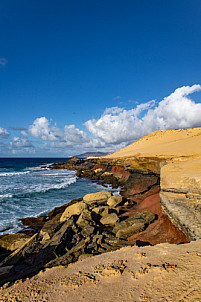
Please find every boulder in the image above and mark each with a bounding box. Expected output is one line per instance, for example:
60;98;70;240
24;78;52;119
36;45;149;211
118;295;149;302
100;213;119;227
81;226;95;238
92;206;109;217
116;222;145;239
0;234;31;252
60;202;87;222
47;198;83;220
76;210;94;227
83;191;112;204
107;195;123;207
113;211;156;238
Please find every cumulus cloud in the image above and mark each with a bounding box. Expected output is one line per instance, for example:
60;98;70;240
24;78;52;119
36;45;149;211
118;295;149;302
63;125;89;144
0;58;8;66
9;137;33;149
29;117;62;141
26;84;201;155
85;85;201;145
0;127;10;138
29;117;98;149
85;100;155;144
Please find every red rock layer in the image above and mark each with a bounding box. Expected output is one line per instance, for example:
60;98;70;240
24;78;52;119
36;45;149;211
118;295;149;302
111;166;131;182
120;192;189;245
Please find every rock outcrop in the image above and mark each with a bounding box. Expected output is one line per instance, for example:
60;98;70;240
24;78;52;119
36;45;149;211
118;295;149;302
160;157;201;240
0;191;158;286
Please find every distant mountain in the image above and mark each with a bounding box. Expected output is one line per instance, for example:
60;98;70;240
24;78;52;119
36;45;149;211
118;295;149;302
72;151;110;159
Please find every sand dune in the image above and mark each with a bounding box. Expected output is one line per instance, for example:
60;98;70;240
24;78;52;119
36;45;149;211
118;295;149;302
106;127;201;158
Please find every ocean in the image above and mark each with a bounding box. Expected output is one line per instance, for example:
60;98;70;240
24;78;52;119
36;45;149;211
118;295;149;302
0;158;118;235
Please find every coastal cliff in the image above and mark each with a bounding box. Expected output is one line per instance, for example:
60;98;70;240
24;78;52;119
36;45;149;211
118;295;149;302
0;127;201;300
105;127;201;241
49;128;201;243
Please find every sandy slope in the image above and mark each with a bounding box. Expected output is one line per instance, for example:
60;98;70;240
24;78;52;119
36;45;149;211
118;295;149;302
0;240;201;302
106;128;201;158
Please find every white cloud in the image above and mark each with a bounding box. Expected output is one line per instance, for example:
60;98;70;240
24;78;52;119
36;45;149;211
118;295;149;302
29;117;101;151
29;117;62;141
0;58;8;66
9;137;33;149
0;127;10;138
25;84;201;155
63;125;89;144
21;130;28;136
85;85;201;145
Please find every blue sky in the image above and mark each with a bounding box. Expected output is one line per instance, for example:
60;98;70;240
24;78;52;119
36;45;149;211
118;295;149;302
1;0;201;157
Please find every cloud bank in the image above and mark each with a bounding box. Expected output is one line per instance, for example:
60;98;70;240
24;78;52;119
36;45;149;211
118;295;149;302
1;84;201;156
85;85;201;145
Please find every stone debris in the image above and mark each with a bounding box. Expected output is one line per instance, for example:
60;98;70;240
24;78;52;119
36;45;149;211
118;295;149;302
0;191;157;286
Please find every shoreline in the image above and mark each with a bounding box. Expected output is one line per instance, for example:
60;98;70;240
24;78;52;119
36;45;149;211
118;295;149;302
0;156;189;286
1;128;201;299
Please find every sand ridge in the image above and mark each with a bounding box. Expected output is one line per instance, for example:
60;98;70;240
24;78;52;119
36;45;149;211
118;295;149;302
106;127;201;159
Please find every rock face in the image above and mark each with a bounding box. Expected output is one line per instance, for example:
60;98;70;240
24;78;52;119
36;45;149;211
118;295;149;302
160;157;201;240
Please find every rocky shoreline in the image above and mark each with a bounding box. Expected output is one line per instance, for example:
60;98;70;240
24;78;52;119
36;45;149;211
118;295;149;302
0;156;189;286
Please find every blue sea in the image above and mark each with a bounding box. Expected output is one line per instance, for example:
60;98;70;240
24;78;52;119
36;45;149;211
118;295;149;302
0;158;118;235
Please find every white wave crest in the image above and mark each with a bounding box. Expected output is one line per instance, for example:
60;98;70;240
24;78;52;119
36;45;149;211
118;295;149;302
0;171;30;177
32;176;77;193
0;193;13;198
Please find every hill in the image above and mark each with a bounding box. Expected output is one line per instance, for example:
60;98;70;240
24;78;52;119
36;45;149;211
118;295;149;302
106;127;201;159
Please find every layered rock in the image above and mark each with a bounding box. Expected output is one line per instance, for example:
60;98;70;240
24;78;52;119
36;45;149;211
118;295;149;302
160;157;201;240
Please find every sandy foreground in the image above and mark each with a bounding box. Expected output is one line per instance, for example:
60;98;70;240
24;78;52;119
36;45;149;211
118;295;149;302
0;239;201;302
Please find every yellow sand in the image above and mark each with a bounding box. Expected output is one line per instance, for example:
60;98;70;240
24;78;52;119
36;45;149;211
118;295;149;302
106;127;201;159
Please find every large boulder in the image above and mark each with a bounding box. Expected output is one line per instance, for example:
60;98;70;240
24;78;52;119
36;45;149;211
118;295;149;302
60;202;87;222
76;210;94;227
107;195;123;207
83;191;112;205
0;234;31;252
116;223;145;239
113;211;156;239
92;206;109;217
100;213;119;227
